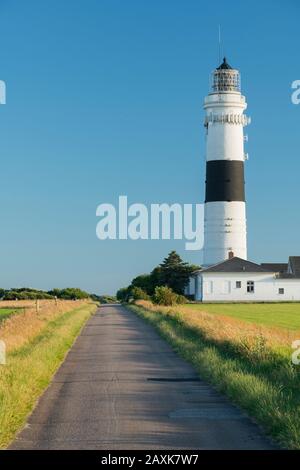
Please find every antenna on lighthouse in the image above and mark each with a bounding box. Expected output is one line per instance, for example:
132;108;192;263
218;25;222;63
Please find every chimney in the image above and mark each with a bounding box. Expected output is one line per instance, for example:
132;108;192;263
228;251;234;260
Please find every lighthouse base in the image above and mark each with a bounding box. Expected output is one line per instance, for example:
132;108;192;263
203;201;247;266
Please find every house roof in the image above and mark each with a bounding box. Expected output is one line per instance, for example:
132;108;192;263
261;263;288;273
278;273;300;279
196;257;272;274
191;256;300;278
289;257;300;276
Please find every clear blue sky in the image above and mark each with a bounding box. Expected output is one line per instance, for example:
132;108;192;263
0;0;299;294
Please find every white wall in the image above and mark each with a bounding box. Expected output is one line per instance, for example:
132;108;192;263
194;272;300;302
203;201;247;266
204;92;247;163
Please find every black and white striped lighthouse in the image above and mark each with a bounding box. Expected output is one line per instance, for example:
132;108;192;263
202;58;250;266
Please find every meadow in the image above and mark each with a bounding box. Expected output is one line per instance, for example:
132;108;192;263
0;308;21;323
185;303;300;330
128;300;300;449
0;299;97;448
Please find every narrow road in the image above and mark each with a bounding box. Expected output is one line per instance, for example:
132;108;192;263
11;305;273;449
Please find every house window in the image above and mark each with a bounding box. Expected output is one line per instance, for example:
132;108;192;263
278;288;284;295
247;281;255;293
221;281;231;294
236;281;241;288
204;281;213;295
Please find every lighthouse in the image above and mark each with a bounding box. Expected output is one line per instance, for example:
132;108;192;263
202;57;250;266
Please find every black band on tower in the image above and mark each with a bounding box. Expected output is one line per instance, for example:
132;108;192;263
205;160;245;202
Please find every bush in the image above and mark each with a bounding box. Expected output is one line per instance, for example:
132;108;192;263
3;290;53;300
1;287;91;301
131;287;150;301
48;288;89;300
152;286;183;306
98;295;117;304
176;294;188;304
152;286;187;306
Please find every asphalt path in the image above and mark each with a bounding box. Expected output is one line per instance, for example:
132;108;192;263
10;304;274;449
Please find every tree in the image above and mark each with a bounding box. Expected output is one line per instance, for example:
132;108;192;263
131;274;153;295
148;267;162;295
158;251;198;295
98;295;117;304
3;291;19;300
48;288;89;300
3;289;53;300
116;287;131;302
115;251;200;303
0;289;6;299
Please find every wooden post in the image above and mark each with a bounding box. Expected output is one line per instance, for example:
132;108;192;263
0;340;6;365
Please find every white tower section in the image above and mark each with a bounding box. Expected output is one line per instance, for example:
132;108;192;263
203;58;250;266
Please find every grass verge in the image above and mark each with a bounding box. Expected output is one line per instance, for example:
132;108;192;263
127;301;300;449
0;302;97;448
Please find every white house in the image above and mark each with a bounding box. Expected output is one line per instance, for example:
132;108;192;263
187;256;300;302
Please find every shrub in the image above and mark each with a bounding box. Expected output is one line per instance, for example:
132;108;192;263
175;294;188;304
152;286;181;306
2;290;54;300
131;287;150;301
1;287;91;301
98;295;117;304
48;288;89;300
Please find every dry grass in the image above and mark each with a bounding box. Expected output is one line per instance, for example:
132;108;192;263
135;300;297;352
0;300;38;309
0;299;90;352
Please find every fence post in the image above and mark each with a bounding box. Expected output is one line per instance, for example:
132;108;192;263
0;340;6;365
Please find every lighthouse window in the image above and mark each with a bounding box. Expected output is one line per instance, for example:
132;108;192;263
278;288;285;295
247;281;255;293
236;281;242;288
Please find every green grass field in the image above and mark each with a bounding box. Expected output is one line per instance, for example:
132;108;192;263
0;308;21;323
185;303;300;330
